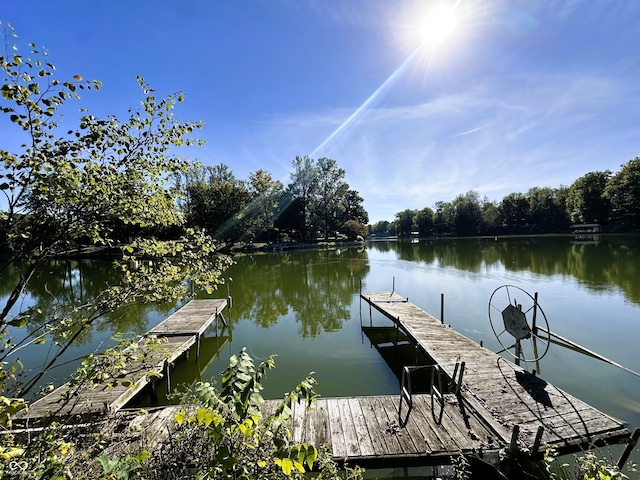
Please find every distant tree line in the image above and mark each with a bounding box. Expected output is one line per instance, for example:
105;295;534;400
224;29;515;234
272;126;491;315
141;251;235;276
177;155;369;244
370;157;640;237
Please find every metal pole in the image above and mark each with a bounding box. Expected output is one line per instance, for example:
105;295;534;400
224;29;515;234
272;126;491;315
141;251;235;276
440;293;444;324
618;427;640;470
539;326;640;378
532;292;538;333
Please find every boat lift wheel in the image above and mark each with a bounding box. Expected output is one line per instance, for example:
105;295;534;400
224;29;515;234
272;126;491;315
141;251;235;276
488;285;551;364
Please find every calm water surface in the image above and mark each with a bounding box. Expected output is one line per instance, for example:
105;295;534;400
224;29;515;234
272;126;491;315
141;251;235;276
3;234;640;475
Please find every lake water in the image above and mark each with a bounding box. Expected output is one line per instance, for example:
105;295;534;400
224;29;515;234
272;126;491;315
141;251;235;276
3;234;640;476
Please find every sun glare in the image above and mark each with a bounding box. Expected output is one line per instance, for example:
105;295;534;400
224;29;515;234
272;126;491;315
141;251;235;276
421;5;457;46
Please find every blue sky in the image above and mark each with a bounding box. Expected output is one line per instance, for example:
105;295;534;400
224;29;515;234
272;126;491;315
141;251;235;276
3;1;640;223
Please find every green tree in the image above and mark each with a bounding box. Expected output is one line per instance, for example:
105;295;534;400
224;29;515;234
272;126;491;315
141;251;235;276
0;25;232;401
369;220;393;236
183;164;251;242
604;157;640;227
341;219;368;240
394;209;416;237
528;186;569;232
339;188;369;226
566;171;611;224
285;156;367;241
451;190;482;236
500;192;529;229
247;169;283;239
287;156;318;240
414;207;434;236
433;201;456;236
480;197;501;235
313;157;347;239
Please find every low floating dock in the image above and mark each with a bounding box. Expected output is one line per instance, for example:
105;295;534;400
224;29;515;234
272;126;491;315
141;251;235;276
255;292;632;469
20;298;229;421
261;392;502;468
347;292;631;466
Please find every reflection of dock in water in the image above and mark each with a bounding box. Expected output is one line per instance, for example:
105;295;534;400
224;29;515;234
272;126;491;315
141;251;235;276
361;326;433;393
132;334;231;406
18;299;230;421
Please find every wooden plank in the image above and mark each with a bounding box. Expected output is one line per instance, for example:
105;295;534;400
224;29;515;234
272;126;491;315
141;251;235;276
149;299;227;336
338;398;362;457
308;398;330;447
411;394;473;453
375;396;420;455
357;397;393;457
326;398;347;458
290;399;306;444
390;394;436;454
365;396;405;456
347;398;376;457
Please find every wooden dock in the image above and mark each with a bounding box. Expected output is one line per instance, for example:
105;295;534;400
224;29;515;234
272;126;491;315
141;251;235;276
17;291;633;473
261;393;505;468
105;292;631;471
19;298;229;421
353;292;630;464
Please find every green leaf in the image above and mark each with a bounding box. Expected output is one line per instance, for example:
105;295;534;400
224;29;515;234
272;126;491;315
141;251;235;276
196;407;216;427
135;450;150;463
73;74;83;81
280;458;293;475
173;410;186;426
305;445;318;467
293;460;305;473
8;318;27;327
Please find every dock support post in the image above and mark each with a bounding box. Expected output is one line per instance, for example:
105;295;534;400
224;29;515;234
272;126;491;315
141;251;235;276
391;276;395;295
440;294;444;324
196;333;201;360
618;427;640;470
532;426;544;456
395;317;400;349
165;360;172;394
509;425;520;454
150;382;158;404
227;283;232;323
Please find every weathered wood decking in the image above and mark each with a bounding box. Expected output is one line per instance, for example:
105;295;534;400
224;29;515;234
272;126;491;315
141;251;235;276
261;393;503;468
108;292;630;470
17;291;632;472
20;298;229;421
357;292;630;461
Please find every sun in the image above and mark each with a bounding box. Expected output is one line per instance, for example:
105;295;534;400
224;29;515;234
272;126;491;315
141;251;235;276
420;5;457;46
